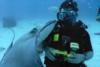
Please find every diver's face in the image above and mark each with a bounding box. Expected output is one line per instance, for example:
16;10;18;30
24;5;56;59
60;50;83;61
57;9;77;22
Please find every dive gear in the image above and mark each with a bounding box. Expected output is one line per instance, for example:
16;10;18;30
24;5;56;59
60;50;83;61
53;33;60;42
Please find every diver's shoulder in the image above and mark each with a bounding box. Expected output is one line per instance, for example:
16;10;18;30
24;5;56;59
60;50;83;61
76;20;88;29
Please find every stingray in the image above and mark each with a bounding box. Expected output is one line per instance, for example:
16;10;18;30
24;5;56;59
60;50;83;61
0;20;57;67
2;17;17;28
0;28;43;67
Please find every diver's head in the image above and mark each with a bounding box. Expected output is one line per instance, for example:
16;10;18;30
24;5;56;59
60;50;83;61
65;0;73;2
57;8;78;22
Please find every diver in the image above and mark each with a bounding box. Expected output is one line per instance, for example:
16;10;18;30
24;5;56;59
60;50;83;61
0;0;93;67
96;7;100;21
36;0;93;67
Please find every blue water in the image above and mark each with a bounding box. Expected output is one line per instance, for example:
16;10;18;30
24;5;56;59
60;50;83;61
0;0;100;67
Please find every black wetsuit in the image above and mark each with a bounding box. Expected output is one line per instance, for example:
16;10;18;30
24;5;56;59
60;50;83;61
44;20;92;67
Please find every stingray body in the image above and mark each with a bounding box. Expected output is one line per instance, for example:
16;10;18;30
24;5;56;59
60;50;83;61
0;20;57;67
2;17;17;28
0;28;43;67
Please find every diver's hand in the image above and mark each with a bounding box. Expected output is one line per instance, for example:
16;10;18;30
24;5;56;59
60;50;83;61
53;50;70;61
67;52;85;64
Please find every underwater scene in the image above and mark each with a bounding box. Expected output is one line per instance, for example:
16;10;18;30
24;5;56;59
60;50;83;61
0;0;100;67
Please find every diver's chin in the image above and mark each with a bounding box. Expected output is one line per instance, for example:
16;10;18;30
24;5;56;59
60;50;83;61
64;19;74;22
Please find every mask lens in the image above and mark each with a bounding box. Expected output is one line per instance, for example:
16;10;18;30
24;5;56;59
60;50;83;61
58;9;77;21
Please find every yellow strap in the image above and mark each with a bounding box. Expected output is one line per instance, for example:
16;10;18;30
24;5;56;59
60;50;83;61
54;49;73;61
54;50;68;56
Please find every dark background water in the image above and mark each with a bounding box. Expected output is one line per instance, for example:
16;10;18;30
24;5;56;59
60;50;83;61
0;0;99;21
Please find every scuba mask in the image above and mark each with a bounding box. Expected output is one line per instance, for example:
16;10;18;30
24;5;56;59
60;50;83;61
57;9;77;21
